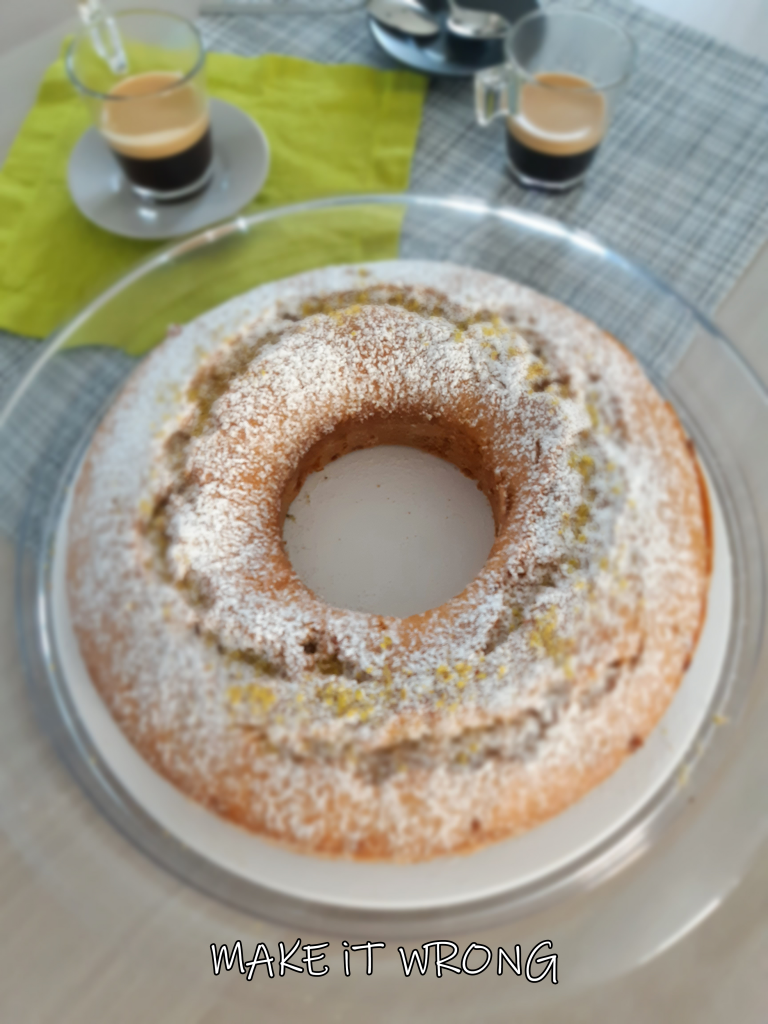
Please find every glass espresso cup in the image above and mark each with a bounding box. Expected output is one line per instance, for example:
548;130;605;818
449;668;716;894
67;10;213;203
475;9;635;191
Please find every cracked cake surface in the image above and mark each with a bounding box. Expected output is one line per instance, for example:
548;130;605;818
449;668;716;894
66;261;711;860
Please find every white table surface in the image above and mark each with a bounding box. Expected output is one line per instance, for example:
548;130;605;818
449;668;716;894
0;2;767;1021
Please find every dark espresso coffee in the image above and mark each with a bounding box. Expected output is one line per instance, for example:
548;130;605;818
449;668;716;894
506;72;606;189
102;72;213;201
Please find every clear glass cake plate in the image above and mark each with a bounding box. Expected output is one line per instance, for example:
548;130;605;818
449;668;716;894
3;195;768;984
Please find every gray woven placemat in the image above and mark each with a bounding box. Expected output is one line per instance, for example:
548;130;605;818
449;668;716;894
198;0;768;314
2;0;768;538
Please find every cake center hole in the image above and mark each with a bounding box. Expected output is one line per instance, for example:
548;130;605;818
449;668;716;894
284;446;496;618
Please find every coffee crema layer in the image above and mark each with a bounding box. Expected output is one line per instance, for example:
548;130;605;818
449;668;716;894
508;71;606;157
101;71;209;160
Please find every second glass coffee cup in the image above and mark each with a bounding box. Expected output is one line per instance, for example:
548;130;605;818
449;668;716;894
67;10;213;203
475;9;635;191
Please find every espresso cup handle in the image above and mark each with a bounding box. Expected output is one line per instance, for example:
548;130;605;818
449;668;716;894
475;64;510;126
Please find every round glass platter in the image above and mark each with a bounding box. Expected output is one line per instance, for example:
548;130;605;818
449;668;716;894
4;196;768;979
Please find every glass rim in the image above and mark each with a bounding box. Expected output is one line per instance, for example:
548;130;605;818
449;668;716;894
65;8;206;103
505;8;637;94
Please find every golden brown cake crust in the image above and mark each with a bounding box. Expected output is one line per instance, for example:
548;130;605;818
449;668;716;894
66;262;711;861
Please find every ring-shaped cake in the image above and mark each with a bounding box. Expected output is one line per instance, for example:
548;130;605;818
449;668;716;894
67;262;711;860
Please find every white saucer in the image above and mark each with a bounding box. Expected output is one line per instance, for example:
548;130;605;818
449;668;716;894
67;99;270;241
50;262;733;914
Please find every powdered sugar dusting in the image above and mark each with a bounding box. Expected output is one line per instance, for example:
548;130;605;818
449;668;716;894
66;261;710;860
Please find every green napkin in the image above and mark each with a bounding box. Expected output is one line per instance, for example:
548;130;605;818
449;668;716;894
0;50;426;343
